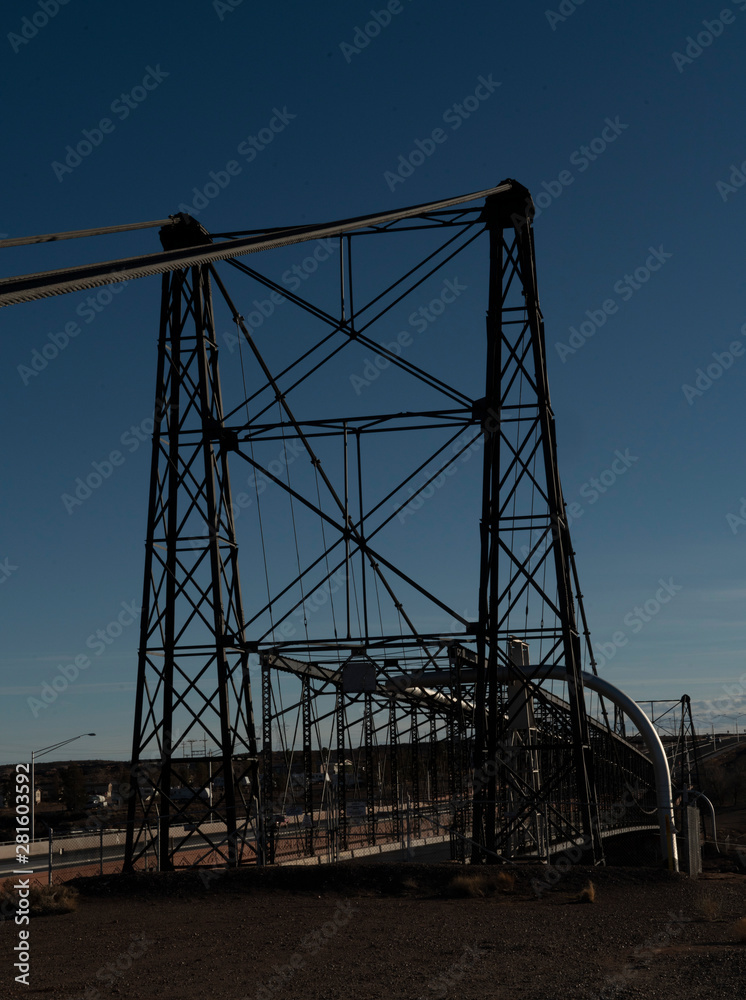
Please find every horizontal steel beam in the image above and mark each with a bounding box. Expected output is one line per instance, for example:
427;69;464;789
0;183;512;308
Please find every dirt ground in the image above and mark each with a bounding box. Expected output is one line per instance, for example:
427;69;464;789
1;861;745;1000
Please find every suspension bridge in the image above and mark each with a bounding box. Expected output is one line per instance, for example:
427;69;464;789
1;182;704;874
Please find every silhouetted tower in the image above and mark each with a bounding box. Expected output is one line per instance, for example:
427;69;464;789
470;185;604;864
675;695;702;805
124;219;258;871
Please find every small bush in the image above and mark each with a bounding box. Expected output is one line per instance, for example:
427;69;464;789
577;881;596;904
495;871;515;893
448;874;487;898
0;879;17;907
0;879;78;916
30;884;78;915
734;917;746;943
446;870;515;898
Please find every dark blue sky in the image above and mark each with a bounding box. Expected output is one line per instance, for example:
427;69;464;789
2;0;745;762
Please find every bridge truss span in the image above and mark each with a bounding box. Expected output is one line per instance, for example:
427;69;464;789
0;182;674;871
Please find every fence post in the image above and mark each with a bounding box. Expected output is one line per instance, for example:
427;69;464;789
257;810;265;866
406;794;412;860
48;828;53;887
99;825;104;876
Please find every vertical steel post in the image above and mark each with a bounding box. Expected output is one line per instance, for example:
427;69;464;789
389;702;401;842
302;676;314;856
410;704;421;837
364;693;376;845
261;658;273;864
336;687;347;851
428;712;439;814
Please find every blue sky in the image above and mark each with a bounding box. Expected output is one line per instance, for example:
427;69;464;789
1;0;745;764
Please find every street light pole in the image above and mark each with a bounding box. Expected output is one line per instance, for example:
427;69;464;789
734;713;746;743
30;733;95;843
716;714;746;746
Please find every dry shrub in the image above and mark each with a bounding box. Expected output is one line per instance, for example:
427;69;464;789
495;871;515;893
0;879;78;916
447;870;514;898
0;879;17;907
30;884;78;916
577;880;596;904
734;917;746;943
700;896;721;922
448;874;488;898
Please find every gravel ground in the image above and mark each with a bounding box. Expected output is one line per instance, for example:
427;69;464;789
1;863;745;1000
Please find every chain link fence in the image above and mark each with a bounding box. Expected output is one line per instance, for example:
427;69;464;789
264;800;456;864
2;790;671;886
1;827;138;886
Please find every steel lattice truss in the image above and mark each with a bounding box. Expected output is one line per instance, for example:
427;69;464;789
0;184;662;870
641;695;703;833
125;267;259;868
122;183;636;868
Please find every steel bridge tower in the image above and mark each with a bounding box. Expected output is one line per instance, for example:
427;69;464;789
469;187;604;864
124;219;259;871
